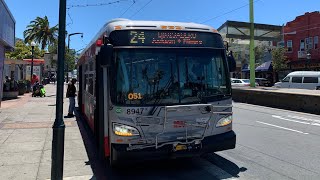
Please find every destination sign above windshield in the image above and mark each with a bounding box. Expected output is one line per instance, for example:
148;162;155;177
109;30;224;48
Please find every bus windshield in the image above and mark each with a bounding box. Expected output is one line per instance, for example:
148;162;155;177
114;48;230;105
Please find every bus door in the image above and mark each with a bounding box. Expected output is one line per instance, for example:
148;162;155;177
95;48;111;158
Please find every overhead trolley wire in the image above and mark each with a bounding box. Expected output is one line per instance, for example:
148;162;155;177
120;0;136;17
67;0;129;9
66;10;74;28
201;0;262;23
130;0;153;18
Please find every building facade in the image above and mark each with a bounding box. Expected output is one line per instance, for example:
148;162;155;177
284;11;320;71
0;0;15;106
218;20;281;79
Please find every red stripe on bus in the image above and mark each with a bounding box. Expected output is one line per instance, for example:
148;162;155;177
104;137;110;157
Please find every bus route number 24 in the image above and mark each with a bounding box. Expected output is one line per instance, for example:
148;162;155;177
128;93;143;100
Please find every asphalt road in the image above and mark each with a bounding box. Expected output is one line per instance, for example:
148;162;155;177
85;103;320;180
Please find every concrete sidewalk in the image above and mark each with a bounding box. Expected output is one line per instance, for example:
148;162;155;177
233;86;320;96
0;84;94;180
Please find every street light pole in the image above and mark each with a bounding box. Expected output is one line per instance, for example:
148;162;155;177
30;42;35;82
51;0;66;179
66;32;83;83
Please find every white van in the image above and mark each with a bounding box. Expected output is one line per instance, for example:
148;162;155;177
274;71;320;90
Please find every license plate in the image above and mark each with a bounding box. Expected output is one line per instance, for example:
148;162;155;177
175;144;188;151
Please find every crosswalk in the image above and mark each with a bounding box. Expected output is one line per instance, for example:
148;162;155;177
272;115;320;127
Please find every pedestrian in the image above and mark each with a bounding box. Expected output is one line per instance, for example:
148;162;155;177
52;75;56;84
31;73;39;86
66;78;77;117
4;76;10;91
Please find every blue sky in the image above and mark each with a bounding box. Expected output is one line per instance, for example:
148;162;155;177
4;0;320;52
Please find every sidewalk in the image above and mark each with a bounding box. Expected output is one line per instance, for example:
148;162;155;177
0;84;94;180
233;86;320;96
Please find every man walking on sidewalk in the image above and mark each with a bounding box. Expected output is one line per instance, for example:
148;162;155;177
66;78;77;117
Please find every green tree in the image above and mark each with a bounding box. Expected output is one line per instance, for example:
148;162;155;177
254;45;267;67
5;39;45;59
272;47;288;72
47;40;76;71
23;16;58;50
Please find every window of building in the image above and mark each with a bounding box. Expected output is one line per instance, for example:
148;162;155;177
305;38;309;50
300;39;305;51
303;77;318;83
287;40;293;52
315;36;318;49
292;77;302;83
309;37;313;49
306;37;313;50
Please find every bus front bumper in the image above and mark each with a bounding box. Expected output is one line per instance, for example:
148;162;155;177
112;131;236;162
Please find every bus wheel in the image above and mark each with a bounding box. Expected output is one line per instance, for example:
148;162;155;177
109;144;119;168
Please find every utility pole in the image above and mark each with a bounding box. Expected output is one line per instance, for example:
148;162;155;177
249;0;256;87
51;0;66;179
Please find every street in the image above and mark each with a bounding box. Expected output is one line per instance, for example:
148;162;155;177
1;84;320;180
82;103;320;180
2;0;320;179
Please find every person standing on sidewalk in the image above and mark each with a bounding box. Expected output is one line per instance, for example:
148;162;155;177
66;78;77;117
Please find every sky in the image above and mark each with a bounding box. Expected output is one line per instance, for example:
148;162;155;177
4;0;320;52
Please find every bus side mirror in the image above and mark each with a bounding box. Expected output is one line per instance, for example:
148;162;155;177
227;51;236;72
100;44;113;66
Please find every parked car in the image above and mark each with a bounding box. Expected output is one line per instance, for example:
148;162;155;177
231;78;258;87
255;78;272;87
274;71;320;90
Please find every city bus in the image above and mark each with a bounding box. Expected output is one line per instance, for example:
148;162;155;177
77;19;236;166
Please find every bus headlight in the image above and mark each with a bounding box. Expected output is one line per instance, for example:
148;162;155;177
113;124;140;137
216;115;232;127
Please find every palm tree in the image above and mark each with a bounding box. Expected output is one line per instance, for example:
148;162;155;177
23;16;58;50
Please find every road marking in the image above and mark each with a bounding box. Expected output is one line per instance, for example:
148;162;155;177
233;102;320;118
256;121;309;135
286;115;320;123
272;115;320;127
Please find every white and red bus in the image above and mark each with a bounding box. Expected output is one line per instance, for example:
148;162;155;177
78;19;236;166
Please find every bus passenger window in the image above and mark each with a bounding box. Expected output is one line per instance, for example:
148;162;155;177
88;74;94;94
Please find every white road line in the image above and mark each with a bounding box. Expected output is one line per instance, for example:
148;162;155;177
256;121;309;135
287;115;320;123
233;102;320;118
272;115;320;127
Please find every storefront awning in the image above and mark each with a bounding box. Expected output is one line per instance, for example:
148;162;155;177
242;61;273;72
256;61;273;72
4;59;28;65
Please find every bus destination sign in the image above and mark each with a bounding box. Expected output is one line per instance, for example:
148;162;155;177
109;30;224;48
